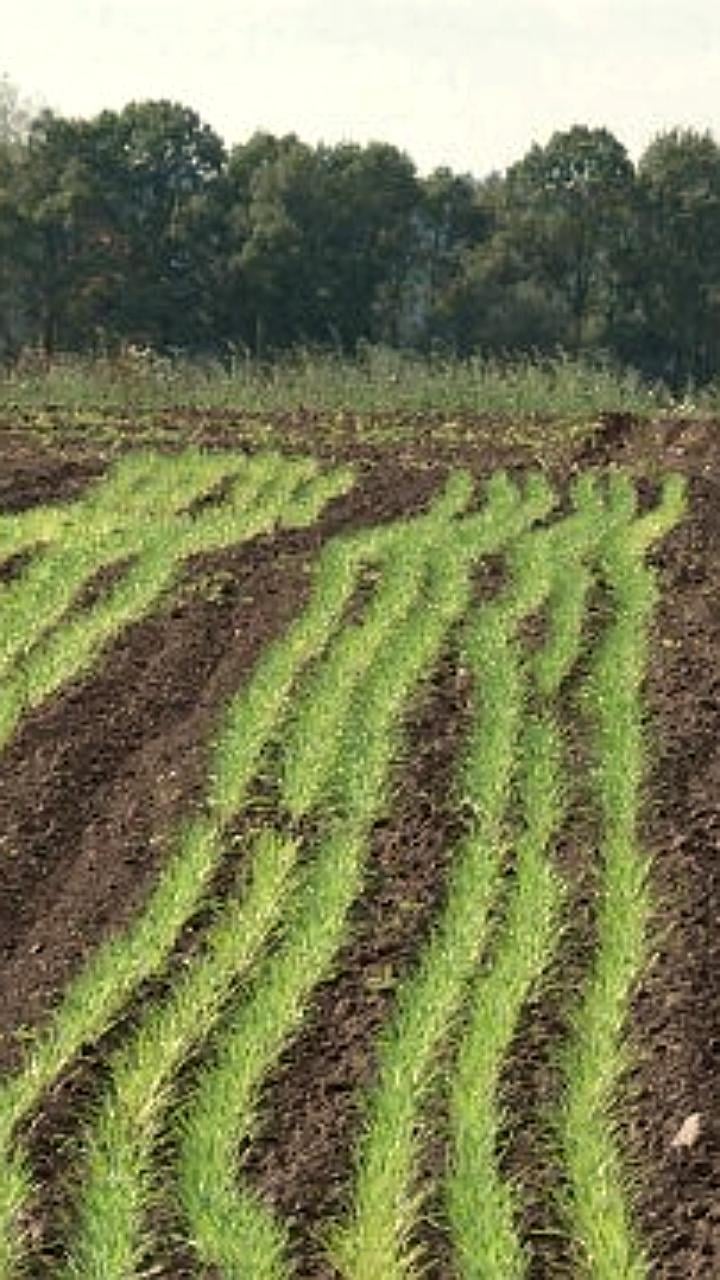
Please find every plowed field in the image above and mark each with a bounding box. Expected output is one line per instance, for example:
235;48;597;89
0;410;717;1279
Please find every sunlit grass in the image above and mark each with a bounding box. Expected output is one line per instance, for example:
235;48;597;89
557;473;686;1280
176;537;481;1277
0;461;686;1279
0;450;353;751
63;829;298;1280
0;461;358;1276
327;489;613;1280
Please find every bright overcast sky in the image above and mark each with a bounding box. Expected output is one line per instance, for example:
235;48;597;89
5;0;720;176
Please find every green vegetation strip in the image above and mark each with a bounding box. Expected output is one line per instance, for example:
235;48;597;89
59;474;499;1278
0;466;684;1280
0;472;361;1278
0;449;247;651
279;471;476;820
327;478;554;825
444;477;633;1279
0;469;516;1276
176;544;478;1278
326;482;617;1280
62;829;298;1280
445;712;564;1280
557;473;686;1280
0;351;671;425
327;605;527;1280
175;481;560;1278
0;449;354;749
0;448;240;565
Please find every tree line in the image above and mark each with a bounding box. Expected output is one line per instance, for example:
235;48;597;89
2;79;719;389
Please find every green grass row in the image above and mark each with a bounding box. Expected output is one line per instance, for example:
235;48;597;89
0;457;366;1276
0;466;539;1275
278;472;476;820
557;473;686;1280
0;449;354;750
175;475;684;1280
58;474;501;1278
442;493;612;1280
62;828;299;1280
0;467;685;1279
328;478;626;1279
0;448;246;564
171;483;551;1276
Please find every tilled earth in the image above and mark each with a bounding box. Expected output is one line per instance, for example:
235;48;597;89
0;410;717;1278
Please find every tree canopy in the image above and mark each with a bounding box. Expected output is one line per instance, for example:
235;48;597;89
1;85;719;389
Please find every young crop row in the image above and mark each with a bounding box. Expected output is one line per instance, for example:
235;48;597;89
0;464;685;1278
326;472;659;1280
0;448;354;750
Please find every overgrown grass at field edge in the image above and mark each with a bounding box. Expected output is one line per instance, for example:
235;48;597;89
0;348;686;420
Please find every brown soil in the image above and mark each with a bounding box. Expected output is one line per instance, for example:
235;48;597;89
0;411;717;1278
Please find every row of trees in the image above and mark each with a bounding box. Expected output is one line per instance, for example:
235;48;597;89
2;78;720;387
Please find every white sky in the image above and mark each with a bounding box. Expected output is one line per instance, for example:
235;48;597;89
5;0;720;176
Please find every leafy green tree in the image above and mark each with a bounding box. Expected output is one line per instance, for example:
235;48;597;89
331;141;421;348
221;135;421;353
503;125;636;352
634;128;720;386
410;166;491;346
0;77;39;357
86;100;226;350
421;172;540;355
7;93;720;385
439;128;637;360
5;100;226;353
222;133;329;352
8;111;98;352
0;146;29;358
0;75;38;148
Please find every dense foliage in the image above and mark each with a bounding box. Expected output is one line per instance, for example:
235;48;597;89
1;83;719;388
